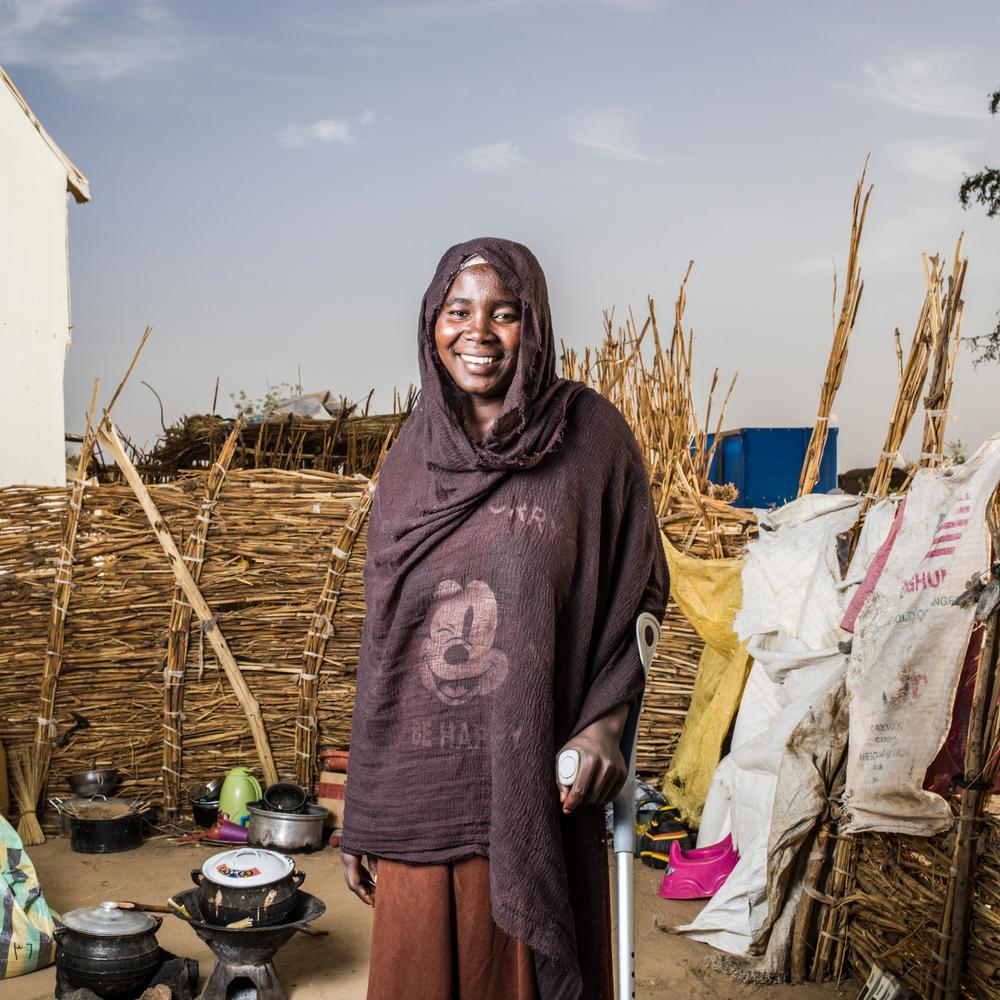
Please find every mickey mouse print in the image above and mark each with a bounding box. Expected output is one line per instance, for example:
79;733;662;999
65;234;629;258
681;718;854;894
419;579;510;706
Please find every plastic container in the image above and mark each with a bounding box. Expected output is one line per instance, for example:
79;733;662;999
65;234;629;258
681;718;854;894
218;767;262;827
704;427;839;509
657;834;738;900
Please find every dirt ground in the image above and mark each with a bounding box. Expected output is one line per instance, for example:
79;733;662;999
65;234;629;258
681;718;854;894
2;836;849;999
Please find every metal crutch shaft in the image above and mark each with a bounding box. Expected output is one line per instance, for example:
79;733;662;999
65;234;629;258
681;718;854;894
557;611;660;1000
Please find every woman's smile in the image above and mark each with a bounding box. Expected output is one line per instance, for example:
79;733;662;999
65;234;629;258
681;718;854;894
434;262;522;438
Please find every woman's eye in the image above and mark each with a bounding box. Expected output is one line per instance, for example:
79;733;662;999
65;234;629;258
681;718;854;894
495;312;520;322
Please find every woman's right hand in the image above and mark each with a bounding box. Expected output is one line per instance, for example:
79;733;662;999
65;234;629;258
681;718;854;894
341;851;377;906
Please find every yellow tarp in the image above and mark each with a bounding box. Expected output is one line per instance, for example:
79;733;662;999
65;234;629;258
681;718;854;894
660;533;752;828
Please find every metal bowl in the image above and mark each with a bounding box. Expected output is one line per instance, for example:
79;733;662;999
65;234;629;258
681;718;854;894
68;767;119;798
262;782;307;814
189;777;224;801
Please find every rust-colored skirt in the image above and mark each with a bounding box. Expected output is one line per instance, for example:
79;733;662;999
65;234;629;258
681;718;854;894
367;825;613;1000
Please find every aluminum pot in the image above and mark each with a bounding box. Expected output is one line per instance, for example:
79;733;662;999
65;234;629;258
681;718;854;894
68;766;118;798
191;848;305;927
55;901;162;996
248;802;329;852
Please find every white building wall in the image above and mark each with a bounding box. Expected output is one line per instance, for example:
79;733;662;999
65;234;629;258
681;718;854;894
0;83;73;486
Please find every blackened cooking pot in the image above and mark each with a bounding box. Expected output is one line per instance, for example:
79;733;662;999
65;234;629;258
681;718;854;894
68;810;144;853
55;901;162;996
191;848;305;926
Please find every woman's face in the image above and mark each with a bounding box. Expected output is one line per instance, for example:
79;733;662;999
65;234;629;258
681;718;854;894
434;264;521;402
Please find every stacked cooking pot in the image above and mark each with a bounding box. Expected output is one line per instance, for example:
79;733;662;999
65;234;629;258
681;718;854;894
55;849;310;996
246;781;329;852
191;848;306;926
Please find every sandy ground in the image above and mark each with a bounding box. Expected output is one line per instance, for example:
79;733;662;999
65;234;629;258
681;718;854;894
2;836;849;999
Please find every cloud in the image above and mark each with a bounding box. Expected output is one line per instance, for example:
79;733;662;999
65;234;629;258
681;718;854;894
278;117;354;148
277;110;377;148
461;141;524;172
567;110;657;162
865;56;987;119
887;137;977;184
0;0;189;81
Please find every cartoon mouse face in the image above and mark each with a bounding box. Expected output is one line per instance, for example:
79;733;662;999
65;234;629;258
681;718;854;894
420;579;509;706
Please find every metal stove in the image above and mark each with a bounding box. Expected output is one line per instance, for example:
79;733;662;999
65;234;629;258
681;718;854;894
170;888;325;1000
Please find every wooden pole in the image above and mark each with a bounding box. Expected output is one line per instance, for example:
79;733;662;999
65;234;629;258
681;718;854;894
941;597;1000;997
161;421;243;815
97;416;278;787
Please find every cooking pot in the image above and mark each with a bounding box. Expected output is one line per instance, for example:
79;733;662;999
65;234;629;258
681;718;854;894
68;765;119;798
55;901;162;996
191;848;305;927
65;799;146;854
248;802;329;852
188;793;220;828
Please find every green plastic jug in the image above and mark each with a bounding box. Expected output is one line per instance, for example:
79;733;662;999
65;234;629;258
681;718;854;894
218;767;262;827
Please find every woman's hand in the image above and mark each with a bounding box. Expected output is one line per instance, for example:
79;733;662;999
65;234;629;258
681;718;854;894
556;705;629;814
341;851;377;906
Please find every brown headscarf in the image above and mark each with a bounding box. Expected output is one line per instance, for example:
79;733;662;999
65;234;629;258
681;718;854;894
373;237;586;576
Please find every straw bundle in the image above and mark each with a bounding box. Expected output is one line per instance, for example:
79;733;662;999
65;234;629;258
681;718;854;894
968;818;1000;999
861;255;943;512
562;267;755;776
562;265;741;529
798;164;873;497
9;749;44;845
917;237;968;472
844;828;956;996
111;390;415;484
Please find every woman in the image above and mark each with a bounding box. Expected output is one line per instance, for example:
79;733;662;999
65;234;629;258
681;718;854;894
341;238;667;1000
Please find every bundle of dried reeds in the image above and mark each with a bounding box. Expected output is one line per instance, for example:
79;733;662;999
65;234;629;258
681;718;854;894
917;236;967;471
859;255;943;514
9;749;44;845
968;819;1000;999
798;164;872;497
561;267;755;776
844;828;956;996
108;389;416;485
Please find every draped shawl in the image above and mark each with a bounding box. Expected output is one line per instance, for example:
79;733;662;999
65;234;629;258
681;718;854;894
342;238;668;999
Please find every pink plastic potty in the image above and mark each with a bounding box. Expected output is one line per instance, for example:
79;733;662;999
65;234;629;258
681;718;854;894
657;835;738;900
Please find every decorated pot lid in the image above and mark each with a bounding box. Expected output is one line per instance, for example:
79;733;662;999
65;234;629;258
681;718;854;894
201;848;294;889
61;901;159;937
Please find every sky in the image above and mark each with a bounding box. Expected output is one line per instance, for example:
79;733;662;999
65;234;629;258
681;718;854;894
2;0;999;469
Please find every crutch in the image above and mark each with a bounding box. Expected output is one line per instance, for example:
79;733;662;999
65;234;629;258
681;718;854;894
558;611;661;999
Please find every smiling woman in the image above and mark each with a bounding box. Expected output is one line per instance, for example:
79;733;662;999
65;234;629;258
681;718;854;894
340;238;668;1000
433;255;523;442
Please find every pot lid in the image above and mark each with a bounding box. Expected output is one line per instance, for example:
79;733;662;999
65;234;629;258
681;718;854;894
201;848;294;889
61;901;159;936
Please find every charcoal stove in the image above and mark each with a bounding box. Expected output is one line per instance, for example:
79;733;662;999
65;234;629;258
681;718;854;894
170;888;325;1000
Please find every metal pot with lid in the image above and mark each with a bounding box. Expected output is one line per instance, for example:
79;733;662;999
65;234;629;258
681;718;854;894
191;848;305;927
55;901;162;996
